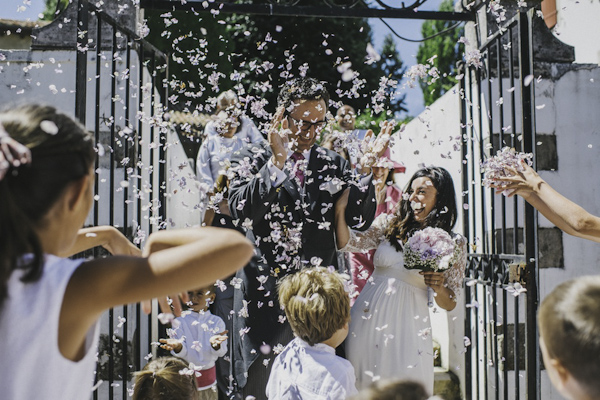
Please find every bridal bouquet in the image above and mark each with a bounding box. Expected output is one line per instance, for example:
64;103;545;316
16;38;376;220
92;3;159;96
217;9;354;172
404;227;457;307
481;147;533;196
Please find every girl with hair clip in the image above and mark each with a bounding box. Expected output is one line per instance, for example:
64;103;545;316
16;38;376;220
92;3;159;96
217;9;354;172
335;166;467;392
0;104;253;399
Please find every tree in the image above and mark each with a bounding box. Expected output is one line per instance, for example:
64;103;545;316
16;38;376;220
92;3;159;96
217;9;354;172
144;9;234;113
416;0;464;106
43;0;408;119
145;1;407;121
41;0;69;21
373;34;407;114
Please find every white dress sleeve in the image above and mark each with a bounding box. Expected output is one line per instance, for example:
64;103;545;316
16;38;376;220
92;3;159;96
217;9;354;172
339;213;392;253
196;140;215;188
443;234;467;298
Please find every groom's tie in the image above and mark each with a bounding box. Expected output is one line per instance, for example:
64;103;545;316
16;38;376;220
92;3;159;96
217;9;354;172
290;152;305;187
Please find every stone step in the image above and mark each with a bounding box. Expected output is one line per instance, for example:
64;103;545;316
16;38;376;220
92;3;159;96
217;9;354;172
434;367;461;400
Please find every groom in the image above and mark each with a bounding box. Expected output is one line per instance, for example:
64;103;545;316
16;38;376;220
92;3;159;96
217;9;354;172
227;77;380;399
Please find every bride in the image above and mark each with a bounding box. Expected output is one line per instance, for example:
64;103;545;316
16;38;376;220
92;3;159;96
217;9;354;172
335;166;467;392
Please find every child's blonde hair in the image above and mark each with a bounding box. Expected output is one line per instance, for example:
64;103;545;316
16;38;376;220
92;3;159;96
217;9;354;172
132;356;197;400
539;275;600;398
278;267;350;346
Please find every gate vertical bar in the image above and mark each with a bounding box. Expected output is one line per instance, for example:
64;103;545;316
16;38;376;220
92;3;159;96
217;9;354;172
469;69;480;400
460;62;473;400
518;10;540;400
75;0;88;124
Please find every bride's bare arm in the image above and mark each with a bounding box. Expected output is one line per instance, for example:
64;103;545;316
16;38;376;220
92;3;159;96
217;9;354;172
334;188;388;251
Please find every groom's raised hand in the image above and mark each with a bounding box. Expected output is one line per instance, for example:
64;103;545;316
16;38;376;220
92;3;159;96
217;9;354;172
268;106;290;170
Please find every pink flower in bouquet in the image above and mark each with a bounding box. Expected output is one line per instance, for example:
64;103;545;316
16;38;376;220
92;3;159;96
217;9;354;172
404;227;456;272
481;147;533;196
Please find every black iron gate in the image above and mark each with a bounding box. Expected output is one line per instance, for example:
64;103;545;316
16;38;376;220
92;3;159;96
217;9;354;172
460;9;539;400
71;0;169;398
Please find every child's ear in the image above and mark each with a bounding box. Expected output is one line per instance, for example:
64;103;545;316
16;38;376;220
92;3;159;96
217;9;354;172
549;358;570;390
67;174;91;211
208;292;216;304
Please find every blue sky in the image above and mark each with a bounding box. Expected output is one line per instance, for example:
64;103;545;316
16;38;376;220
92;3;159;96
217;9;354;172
1;0;445;116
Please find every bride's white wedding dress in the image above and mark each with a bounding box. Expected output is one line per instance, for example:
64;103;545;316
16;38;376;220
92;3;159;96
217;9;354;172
341;214;466;392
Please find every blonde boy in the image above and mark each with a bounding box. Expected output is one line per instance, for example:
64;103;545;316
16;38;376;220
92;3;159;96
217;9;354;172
539;275;600;400
266;267;357;399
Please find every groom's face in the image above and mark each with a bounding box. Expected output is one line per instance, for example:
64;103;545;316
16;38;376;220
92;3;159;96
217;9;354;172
287;99;327;154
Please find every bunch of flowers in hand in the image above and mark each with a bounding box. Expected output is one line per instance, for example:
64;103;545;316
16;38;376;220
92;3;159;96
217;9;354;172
356;127;394;170
404;227;458;307
481;147;533;196
404;227;456;273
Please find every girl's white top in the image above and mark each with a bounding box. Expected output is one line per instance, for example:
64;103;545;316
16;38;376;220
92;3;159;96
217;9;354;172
0;254;100;399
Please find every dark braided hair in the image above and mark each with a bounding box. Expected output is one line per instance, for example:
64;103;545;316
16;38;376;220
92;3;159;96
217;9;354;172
0;104;95;307
385;166;457;252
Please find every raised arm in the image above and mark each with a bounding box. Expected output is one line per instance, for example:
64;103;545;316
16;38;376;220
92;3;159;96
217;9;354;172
334;188;351;249
228;108;288;222
60;227;253;361
335;188;389;252
58;226;141;258
500;164;600;243
341;120;395;231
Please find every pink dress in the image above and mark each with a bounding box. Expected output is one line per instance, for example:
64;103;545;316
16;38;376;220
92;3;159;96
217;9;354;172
349;184;401;295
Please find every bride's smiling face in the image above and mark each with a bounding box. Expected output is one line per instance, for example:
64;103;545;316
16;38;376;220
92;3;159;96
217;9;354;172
409;177;438;225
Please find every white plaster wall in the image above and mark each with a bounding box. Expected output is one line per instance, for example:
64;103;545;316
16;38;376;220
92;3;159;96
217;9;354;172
554;0;600;65
536;65;600;399
165;128;203;228
0;49;75;114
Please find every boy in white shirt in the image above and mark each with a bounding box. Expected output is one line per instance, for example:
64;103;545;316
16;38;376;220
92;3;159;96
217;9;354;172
266;267;358;399
160;284;228;400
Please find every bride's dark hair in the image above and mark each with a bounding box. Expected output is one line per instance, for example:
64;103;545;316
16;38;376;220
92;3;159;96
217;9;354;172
385;166;457;252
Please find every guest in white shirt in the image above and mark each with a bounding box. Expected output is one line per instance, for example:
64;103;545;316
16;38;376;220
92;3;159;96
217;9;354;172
197;90;264;190
266;267;358;399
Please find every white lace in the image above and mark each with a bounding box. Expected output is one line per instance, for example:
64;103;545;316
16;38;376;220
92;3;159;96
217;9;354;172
339;213;393;253
340;213;467;296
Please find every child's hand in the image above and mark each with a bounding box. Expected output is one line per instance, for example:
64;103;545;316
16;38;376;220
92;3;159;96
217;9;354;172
141;292;191;317
101;226;141;256
159;338;183;353
210;330;228;350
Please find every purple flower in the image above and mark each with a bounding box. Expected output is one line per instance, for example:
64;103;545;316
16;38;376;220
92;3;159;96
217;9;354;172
404;227;456;272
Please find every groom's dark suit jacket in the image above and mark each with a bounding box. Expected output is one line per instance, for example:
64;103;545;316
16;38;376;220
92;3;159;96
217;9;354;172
227;140;377;388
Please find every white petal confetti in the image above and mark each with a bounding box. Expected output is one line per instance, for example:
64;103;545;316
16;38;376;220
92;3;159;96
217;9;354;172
40;120;59;135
